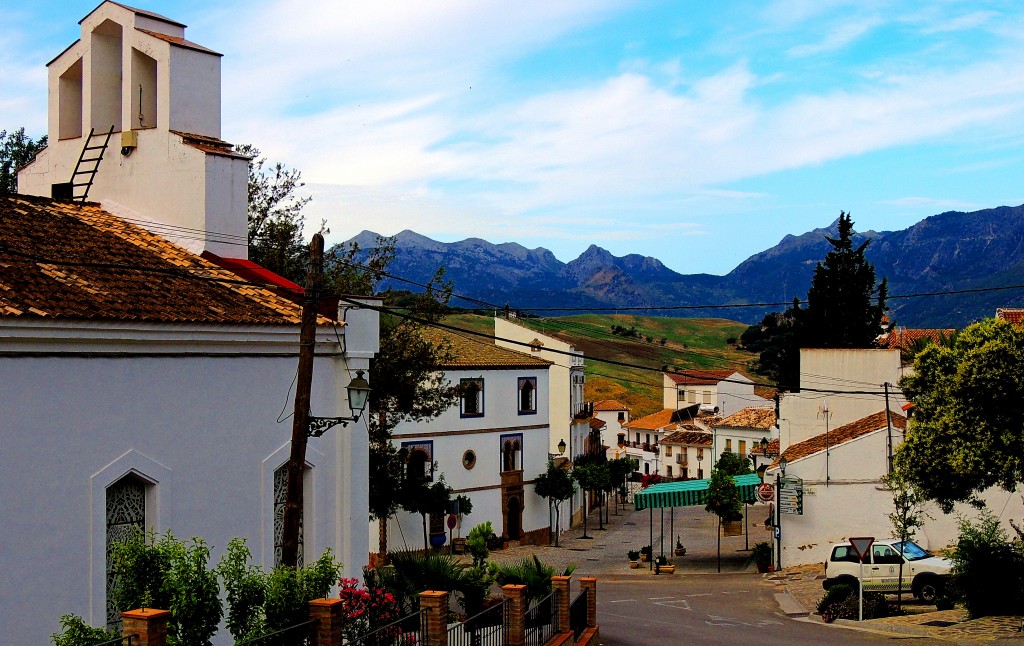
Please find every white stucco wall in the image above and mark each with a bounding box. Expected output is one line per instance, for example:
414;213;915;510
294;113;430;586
0;321;375;645
384;366;552;550
766;429;1024;567
495;318;580;455
780;349;906;449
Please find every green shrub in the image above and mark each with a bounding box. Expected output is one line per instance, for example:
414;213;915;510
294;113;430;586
818;585;893;622
51;614;119;646
817;583;853;615
466;522;495;567
949;512;1024;618
109;529;222;645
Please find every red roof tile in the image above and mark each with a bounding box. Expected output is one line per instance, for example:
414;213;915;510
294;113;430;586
137;29;221;56
593;399;630;411
879;328;956;351
0;193;309;325
749;438;779;456
661;429;713;446
775;410;906;466
997;308;1024;325
715;407;776;430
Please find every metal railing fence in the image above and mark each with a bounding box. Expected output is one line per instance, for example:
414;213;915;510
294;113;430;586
235;619;319;646
447;599;507;646
524;591;558;646
346;610;424;646
93;636;134;646
569;588;588;640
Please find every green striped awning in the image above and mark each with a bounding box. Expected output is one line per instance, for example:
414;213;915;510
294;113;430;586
633;473;762;510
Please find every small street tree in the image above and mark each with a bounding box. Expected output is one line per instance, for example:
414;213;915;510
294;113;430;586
572;464;602;539
533;461;577;546
881;469;928;612
607;456;638;515
715;450;753;476
896;318;1024;510
401;469;453;550
704;468;743;572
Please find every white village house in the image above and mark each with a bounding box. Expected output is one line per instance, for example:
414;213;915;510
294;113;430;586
662;369;756;418
768;348;1024;567
3;4;378;643
379;330;553;551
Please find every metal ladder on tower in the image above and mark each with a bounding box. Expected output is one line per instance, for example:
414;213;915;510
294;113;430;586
69;125;115;203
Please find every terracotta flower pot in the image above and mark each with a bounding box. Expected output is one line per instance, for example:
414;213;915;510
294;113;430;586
629;560;640;569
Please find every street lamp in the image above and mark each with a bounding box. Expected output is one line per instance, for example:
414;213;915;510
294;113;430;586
557;438;567;455
775;455;788;570
308;370;372;437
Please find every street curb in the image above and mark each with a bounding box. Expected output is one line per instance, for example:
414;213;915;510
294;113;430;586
774;591;809;617
830;617;931;636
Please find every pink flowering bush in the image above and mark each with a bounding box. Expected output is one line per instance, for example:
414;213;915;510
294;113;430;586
337;576;402;643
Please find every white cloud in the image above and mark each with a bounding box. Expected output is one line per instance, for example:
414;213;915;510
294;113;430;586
786;16;883;57
880;197;981;210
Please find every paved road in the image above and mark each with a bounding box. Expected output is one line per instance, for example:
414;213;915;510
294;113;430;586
596;574;990;646
486;505;996;645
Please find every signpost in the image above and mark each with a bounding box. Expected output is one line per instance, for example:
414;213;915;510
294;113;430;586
848;536;875;622
779;476;803;515
756;483;775;503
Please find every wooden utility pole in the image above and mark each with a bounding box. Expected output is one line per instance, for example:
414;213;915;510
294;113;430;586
281;233;324;568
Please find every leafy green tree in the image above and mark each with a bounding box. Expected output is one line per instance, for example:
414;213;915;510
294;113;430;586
534;460;577;546
949;511;1024;618
402;469;454;550
1;127;47;194
239;144;312;284
715;449;753;476
896;318;1024;511
804;212;888;349
881;469;928;612
109;530;222;645
572;464;604;539
607;456;638;514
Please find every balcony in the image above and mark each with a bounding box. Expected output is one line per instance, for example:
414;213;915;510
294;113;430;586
675;454;687;466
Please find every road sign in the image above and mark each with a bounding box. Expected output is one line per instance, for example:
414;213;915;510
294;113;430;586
848;536;874;561
774;526;781;540
779;476;803;515
756;482;775;502
447;514;458;530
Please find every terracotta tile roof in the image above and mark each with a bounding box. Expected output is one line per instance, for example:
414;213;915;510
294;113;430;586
589;418;606;430
171;131;249;159
879;328;956;351
715;407;776;430
137;29;221;56
593;399;630;411
0;193;308;325
623;408;704;432
422;328;551;369
749;438;779;456
996;308;1024;325
661;429;713;446
775;410;906;466
665;369;741;386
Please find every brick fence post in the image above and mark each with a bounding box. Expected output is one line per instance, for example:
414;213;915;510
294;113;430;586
309;597;343;646
551;575;571;633
419;590;448;646
121;608;169;646
580;577;597;628
502;584;527;646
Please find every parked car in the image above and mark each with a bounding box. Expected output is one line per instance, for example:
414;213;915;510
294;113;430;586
822;539;951;603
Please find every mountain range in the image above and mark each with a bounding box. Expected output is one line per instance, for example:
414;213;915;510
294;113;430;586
345;204;1024;328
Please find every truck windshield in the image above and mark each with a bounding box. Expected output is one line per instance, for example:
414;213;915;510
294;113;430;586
891;541;929;561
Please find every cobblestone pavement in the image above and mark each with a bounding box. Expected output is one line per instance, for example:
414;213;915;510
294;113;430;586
767;563;1024;641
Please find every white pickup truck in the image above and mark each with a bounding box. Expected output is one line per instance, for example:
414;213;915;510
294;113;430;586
822;539;952;603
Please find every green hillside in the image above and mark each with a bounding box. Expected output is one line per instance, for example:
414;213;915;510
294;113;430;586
442;313;757;417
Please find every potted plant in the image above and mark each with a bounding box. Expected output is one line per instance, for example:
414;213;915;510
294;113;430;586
628;549;641;568
752;541;772;573
640;545;652;562
722;513;743;537
653;554;675;575
674;536;686;557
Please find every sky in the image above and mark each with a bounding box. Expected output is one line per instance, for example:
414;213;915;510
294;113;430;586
3;0;1024;275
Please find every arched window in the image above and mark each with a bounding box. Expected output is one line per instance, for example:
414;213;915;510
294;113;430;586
501;434;523;472
273;463;303;567
518;377;536;414
461;379;484;417
106;474;147;627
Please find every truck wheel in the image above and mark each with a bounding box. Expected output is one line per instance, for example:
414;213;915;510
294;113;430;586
914;576;941;603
